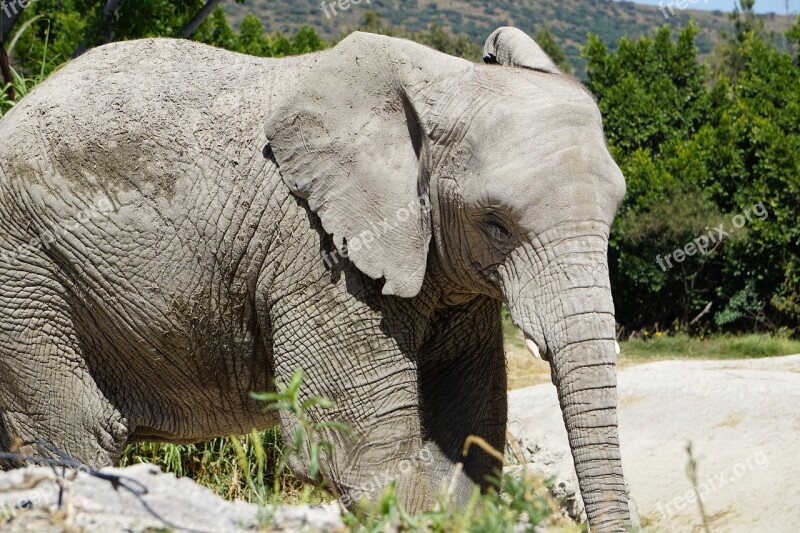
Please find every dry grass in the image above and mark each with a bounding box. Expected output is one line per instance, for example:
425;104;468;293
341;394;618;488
502;318;800;391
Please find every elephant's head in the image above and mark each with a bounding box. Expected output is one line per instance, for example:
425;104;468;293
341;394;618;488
265;28;629;531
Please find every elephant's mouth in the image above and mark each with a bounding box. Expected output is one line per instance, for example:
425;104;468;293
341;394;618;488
523;333;621;362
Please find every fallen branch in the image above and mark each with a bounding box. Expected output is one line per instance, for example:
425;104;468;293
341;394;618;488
689;300;714;326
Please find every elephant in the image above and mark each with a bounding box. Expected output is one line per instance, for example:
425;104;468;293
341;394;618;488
0;26;630;530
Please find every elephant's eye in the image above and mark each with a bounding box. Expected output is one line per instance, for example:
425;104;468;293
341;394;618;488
484;215;512;245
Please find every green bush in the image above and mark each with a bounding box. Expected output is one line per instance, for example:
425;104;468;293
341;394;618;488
585;21;800;334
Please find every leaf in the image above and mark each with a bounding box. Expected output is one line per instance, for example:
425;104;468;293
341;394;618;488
7;15;45;55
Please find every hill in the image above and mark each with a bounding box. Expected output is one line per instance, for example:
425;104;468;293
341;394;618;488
223;0;794;73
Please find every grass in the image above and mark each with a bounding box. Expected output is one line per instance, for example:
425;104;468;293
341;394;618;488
120;428;329;506
618;333;800;361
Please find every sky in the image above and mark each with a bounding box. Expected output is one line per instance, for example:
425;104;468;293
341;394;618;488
629;0;799;14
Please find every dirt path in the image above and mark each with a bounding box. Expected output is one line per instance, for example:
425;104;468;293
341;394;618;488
507;354;800;532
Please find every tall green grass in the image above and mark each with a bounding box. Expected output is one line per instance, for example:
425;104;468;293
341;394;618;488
120;426;329;506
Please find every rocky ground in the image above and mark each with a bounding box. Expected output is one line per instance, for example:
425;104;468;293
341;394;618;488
1;354;798;532
0;463;344;532
509;354;800;532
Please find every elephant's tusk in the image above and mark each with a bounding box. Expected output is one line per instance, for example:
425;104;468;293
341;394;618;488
615;340;621;355
525;336;543;360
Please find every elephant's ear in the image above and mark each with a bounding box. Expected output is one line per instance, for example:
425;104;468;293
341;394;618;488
483;27;561;74
265;32;467;298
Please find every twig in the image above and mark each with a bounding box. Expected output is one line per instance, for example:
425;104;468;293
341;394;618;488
0;39;14;101
685;442;712;533
689;300;714;326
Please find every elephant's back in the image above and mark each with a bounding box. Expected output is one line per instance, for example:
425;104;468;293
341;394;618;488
2;39;269;194
0;39;305;391
0;37;305;257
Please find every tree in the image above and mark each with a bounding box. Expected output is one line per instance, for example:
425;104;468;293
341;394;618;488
584;18;800;333
73;0;123;57
0;40;12;100
11;0;270;74
713;0;765;82
181;0;244;39
194;9;326;58
788;15;800;63
535;27;572;74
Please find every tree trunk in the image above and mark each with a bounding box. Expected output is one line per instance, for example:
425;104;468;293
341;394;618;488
180;0;224;39
1;0;23;101
73;0;124;58
0;39;13;101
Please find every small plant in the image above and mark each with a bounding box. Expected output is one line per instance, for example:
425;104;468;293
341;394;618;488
252;369;354;483
121;428;299;504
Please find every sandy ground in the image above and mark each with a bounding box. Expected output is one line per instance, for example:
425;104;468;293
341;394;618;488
507;354;800;532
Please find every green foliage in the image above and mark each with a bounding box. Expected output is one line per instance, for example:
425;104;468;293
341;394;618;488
789;16;800;62
535;27;572;74
585;20;800;333
712;0;766;82
584;24;710;157
120;428;309;504
1;19;51;117
196;11;326;57
8;1;325;79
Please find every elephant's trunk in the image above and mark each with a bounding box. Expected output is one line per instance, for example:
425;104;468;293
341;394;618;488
549;323;629;531
505;231;630;531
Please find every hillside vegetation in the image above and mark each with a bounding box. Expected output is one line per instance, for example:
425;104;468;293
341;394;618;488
223;0;795;72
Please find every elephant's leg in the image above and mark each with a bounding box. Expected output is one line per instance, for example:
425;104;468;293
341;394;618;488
0;253;128;468
417;296;507;505
267;269;438;511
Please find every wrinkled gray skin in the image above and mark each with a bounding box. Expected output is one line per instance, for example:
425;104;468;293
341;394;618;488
0;27;629;531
